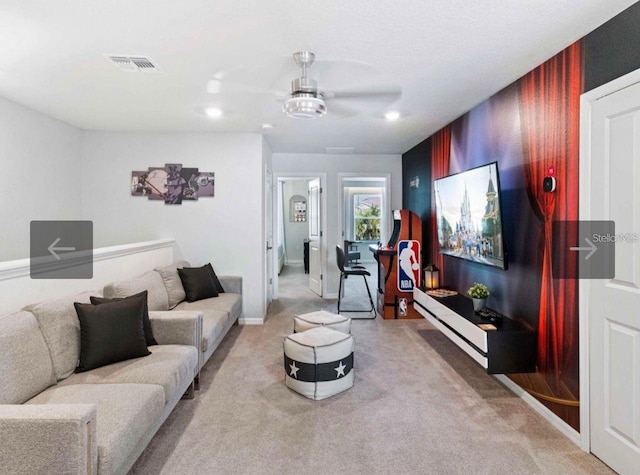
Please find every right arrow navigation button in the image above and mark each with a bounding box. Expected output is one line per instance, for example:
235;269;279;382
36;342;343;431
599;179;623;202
553;220;615;279
569;237;598;260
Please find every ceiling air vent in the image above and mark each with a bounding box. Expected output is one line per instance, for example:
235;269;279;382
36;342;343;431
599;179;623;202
105;55;161;73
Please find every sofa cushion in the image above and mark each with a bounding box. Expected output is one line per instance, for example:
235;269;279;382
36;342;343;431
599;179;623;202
178;265;218;302
154;260;190;309
174;293;242;322
23;291;99;381
104;271;169;312
59;345;197;403
174;295;241;352
74;298;151;373
202;311;227;352
27;383;165;475
91;291;158;346
0;311;56;404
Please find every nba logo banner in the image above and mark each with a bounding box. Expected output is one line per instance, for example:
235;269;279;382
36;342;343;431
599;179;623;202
397;240;421;292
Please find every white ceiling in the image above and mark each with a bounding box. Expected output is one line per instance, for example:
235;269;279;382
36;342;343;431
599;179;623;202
0;0;636;154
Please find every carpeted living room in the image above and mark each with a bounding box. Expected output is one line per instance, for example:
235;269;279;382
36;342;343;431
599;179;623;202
1;2;640;474
128;266;610;474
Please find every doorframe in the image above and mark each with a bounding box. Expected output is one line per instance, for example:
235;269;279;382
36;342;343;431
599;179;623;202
337;172;392;248
579;66;640;453
264;165;274;313
273;172;328;299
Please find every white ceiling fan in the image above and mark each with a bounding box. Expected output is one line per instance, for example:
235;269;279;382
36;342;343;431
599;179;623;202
283;51;327;119
207;51;401;119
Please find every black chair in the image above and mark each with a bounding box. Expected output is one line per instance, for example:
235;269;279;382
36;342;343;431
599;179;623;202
336;246;375;318
344;240;361;266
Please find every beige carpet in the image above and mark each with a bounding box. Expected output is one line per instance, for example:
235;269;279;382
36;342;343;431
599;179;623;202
130;264;612;474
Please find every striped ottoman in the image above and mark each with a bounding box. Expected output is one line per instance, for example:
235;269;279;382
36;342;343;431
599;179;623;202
284;326;354;400
294;310;351;334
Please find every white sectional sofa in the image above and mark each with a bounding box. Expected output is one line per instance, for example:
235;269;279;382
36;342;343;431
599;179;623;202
0;261;243;474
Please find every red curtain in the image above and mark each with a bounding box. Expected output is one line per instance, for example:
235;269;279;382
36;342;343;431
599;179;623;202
519;41;582;385
431;126;452;282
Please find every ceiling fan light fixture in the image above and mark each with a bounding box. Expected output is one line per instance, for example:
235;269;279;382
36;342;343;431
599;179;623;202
283;93;327;119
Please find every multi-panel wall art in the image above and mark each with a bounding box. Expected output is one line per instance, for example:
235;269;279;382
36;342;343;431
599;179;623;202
131;163;215;205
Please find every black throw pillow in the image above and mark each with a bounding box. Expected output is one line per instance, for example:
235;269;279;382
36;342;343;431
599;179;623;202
90;291;157;346
74;296;151;373
206;263;225;294
178;265;219;302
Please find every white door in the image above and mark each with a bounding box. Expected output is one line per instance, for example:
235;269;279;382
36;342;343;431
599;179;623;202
308;178;322;296
265;168;274;308
588;79;640;474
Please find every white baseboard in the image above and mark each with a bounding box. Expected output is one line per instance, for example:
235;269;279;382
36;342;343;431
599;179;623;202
324;292;338;299
494;374;581;446
238;317;264;325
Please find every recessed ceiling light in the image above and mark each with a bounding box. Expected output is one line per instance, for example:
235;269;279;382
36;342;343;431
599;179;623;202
262;123;273;129
385;111;400;121
205;107;223;119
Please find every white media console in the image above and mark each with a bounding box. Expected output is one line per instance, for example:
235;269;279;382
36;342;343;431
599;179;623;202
413;287;536;374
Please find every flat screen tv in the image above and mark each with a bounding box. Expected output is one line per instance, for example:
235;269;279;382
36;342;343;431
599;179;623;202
433;162;507;269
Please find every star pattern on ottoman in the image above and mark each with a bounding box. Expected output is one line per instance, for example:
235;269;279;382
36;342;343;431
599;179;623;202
334;361;346;378
289;361;300;378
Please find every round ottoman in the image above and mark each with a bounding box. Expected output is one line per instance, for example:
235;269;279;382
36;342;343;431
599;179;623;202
294;310;351;334
284;326;354;400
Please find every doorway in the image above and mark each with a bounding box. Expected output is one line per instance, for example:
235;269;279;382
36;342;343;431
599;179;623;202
338;174;391;265
273;174;327;300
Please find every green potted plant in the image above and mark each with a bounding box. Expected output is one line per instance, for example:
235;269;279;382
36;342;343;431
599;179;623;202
468;282;489;312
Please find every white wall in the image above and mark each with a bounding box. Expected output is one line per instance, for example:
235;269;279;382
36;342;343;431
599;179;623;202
272;153;402;297
282;180;309;263
0;96;83;261
0;240;174;315
81;132;266;321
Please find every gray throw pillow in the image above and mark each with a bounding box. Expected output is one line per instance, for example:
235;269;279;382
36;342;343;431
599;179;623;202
155;261;189;309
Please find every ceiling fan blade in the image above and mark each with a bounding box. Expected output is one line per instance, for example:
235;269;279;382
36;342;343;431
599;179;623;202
207;57;294;97
207;79;287;96
324;85;402;101
324;100;362;118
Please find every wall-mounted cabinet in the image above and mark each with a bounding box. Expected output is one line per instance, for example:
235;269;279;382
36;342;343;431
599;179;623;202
413;288;536;374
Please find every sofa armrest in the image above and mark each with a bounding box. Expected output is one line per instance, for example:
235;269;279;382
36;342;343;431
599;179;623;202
0;404;97;475
149;311;202;348
219;275;242;295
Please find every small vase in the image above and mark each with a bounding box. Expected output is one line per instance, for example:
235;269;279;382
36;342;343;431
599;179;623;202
472;298;486;312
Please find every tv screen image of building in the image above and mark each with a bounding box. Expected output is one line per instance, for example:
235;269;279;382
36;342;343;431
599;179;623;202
434;162;506;269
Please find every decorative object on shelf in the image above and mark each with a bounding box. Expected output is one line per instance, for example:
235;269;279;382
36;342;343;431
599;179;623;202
289;195;307;222
468;282;489;312
424;263;440;290
130;163;215;205
426;289;457;298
